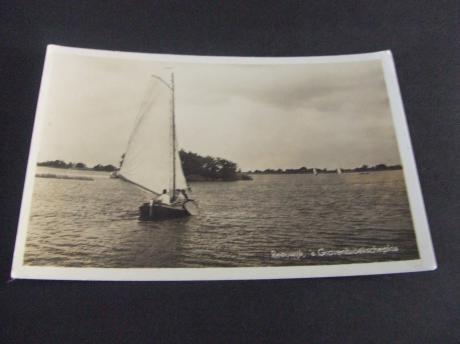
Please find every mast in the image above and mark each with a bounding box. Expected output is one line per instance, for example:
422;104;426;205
171;72;176;202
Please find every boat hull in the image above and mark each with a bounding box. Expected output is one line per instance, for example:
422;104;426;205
139;202;190;220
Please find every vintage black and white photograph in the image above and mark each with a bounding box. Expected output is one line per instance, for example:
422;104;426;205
12;46;435;280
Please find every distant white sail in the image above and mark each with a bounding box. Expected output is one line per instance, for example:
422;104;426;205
313;168;318;176
119;78;187;195
337;168;342;174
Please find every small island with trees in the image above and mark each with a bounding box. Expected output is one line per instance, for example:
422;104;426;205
179;150;252;181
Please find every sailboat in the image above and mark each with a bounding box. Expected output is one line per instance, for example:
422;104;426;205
337;168;342;175
118;73;198;220
313;168;318;176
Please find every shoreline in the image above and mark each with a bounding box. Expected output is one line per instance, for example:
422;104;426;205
36;173;94;181
246;169;401;176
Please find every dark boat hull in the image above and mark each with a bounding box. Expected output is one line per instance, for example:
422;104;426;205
139;202;189;220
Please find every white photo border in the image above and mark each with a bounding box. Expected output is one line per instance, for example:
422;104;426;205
11;45;437;281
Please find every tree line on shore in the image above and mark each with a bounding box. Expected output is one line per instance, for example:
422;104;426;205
37;160;118;172
37;150;252;181
247;164;402;175
37;157;401;180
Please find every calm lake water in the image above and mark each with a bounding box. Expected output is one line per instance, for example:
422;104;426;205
23;167;419;267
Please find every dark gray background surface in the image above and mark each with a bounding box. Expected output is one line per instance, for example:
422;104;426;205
1;1;459;343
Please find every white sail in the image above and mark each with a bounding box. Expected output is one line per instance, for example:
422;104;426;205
337;168;342;174
119;77;187;195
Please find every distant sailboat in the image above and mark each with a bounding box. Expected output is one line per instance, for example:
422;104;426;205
337;168;342;175
313;168;318;176
118;73;198;220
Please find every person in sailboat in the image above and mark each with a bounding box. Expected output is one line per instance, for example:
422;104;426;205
174;189;190;203
152;189;171;205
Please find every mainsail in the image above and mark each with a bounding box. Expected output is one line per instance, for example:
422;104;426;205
119;75;187;196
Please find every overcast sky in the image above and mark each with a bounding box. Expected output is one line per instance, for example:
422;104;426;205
36;51;401;171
